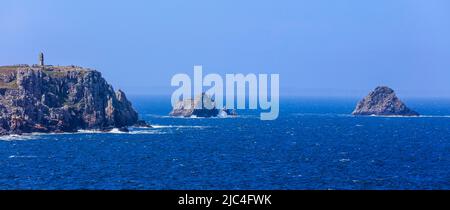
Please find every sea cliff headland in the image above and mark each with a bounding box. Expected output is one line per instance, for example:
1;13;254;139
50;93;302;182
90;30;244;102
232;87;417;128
0;63;147;135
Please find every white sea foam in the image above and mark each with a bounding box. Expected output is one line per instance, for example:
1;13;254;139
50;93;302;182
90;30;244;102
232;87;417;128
362;115;450;118
151;125;210;129
0;127;169;141
129;130;166;134
0;134;40;141
146;113;247;119
293;113;450;118
415;115;450;118
8;155;37;158
145;114;183;119
293;113;348;117
77;128;166;135
76;129;105;134
109;128;126;134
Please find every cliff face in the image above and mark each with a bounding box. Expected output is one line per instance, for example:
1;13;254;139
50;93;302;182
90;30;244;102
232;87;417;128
0;65;139;135
352;86;419;116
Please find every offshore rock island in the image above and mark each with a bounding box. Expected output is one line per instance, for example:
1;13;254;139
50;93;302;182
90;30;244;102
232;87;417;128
352;86;419;116
0;54;148;135
170;93;237;118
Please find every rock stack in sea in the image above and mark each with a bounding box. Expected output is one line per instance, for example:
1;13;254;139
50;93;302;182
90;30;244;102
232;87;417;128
352;86;419;116
170;93;237;118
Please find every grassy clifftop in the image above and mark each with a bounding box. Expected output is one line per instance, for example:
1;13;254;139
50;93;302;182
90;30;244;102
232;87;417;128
0;66;20;89
0;65;92;89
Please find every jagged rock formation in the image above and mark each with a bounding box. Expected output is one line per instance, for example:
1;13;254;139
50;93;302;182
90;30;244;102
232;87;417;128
352;86;419;116
0;65;147;135
170;93;237;118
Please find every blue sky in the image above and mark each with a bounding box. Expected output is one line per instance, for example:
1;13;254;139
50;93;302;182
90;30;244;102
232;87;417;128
1;0;449;97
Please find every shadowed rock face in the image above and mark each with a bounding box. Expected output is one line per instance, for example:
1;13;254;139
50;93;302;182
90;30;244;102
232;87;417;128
352;86;419;116
0;65;141;135
170;93;236;117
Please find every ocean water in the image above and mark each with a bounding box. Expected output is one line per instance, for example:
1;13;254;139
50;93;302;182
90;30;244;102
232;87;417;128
1;96;450;190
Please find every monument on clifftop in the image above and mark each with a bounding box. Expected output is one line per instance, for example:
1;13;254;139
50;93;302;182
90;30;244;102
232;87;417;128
39;52;44;66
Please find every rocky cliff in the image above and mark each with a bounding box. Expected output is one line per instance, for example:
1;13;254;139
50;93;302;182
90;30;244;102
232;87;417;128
0;65;145;135
352;86;419;116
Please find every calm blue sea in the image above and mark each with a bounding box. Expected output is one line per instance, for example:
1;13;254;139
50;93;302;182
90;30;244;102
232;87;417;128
1;96;450;190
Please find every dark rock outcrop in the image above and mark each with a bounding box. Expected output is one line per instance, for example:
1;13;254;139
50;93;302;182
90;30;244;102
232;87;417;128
0;65;148;135
352;86;419;116
170;93;237;118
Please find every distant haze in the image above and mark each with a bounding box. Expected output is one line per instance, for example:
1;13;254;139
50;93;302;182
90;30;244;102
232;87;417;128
1;0;450;98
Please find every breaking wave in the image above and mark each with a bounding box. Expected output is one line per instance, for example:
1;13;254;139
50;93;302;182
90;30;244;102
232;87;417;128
361;115;450;118
145;114;252;119
8;155;37;159
292;113;450;118
77;128;166;135
0;134;41;141
151;125;210;129
0;124;209;141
